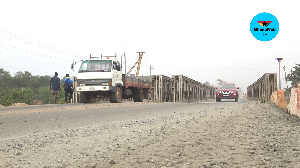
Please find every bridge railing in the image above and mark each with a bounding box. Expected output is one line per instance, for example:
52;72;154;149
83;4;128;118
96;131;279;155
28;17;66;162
151;74;215;103
247;73;300;118
247;73;277;102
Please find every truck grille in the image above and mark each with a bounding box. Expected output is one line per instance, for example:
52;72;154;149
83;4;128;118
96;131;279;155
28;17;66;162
77;79;112;85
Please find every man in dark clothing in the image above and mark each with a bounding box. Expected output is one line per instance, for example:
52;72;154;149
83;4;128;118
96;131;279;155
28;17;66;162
63;74;73;103
49;72;60;104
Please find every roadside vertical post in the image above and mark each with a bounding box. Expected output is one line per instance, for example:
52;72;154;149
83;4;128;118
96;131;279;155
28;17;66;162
121;52;126;76
296;83;300;110
275;58;283;89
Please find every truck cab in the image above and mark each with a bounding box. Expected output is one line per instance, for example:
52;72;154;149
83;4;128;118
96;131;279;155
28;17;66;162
76;58;123;103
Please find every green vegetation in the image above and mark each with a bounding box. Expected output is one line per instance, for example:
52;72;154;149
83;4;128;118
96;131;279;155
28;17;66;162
283;64;300;99
0;68;66;106
286;64;300;88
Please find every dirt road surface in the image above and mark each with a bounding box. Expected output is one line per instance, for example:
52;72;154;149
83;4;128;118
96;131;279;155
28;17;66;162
1;100;300;167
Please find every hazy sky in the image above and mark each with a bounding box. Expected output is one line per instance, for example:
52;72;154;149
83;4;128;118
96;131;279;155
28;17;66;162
1;0;299;93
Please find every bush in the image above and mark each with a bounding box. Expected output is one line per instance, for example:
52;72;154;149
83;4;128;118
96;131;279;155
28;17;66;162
38;86;66;104
0;87;34;106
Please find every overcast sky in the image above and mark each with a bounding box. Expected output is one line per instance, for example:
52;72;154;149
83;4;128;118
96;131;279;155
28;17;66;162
1;0;299;93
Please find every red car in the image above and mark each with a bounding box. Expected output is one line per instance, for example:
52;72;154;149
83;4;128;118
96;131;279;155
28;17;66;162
216;83;239;102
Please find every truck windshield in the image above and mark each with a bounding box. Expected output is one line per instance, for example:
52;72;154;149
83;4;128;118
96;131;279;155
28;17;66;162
79;60;112;72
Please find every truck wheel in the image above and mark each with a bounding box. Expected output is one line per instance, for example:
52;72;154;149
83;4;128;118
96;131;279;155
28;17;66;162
81;93;91;103
235;98;238;102
110;87;122;103
216;98;221;102
133;89;143;102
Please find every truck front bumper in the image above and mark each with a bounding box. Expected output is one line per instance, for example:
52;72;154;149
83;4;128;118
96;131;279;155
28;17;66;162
76;86;114;92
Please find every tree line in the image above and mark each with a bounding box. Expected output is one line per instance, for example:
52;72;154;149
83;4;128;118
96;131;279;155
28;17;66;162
0;68;66;106
286;64;300;88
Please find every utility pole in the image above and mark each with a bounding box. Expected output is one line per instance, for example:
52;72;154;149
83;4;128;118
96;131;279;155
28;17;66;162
275;58;283;89
149;65;154;75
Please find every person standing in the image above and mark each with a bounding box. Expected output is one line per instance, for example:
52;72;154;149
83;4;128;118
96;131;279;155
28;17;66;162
63;74;73;103
49;72;60;104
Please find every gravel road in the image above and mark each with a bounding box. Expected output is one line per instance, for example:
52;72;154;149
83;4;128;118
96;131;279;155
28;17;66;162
1;100;300;167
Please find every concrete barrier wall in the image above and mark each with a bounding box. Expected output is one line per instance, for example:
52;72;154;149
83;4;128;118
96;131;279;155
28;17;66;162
268;83;300;118
275;89;287;108
287;84;300;117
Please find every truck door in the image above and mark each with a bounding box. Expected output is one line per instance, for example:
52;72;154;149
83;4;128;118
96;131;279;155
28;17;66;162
112;61;123;86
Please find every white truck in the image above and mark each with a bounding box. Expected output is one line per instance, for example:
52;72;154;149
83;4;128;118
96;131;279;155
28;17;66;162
73;53;151;103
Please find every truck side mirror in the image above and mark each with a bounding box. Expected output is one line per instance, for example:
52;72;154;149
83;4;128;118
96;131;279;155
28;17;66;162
71;63;74;70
